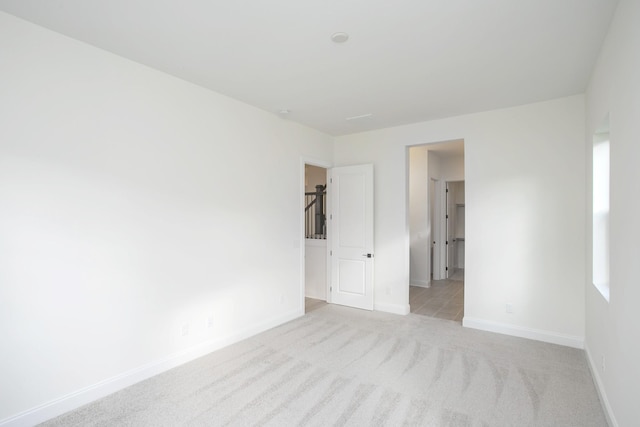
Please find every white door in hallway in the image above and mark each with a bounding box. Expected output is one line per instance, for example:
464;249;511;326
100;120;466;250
446;182;456;278
330;164;374;310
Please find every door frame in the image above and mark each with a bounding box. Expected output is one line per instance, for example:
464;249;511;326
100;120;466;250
300;158;332;313
406;139;465;291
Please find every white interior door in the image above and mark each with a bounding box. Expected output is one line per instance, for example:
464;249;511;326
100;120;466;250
429;178;436;281
446;182;456;278
330;164;374;310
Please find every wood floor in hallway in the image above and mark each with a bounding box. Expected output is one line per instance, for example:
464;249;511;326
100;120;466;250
306;271;464;322
410;273;464;322
305;297;327;313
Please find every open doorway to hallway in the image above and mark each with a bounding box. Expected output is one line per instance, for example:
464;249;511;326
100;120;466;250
408;140;465;322
304;164;328;313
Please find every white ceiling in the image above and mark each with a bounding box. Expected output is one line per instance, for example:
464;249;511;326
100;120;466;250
0;0;618;136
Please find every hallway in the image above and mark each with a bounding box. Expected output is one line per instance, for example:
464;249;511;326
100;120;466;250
410;273;464;322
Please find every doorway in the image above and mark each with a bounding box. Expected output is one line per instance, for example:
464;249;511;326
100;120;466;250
302;162;375;313
304;164;328;313
408;140;465;322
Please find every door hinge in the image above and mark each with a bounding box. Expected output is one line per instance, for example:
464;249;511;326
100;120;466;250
446;267;449;271
330;286;333;292
330;214;333;220
446;240;449;245
446;188;449;193
446;214;449;219
330;178;333;183
330;250;332;256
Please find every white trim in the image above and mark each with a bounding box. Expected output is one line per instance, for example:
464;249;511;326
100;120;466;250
304;239;328;300
375;302;410;315
410;280;430;288
584;343;618;427
0;309;303;427
305;238;327;247
462;316;584;349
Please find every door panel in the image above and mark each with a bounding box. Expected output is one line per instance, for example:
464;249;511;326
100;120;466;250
337;260;366;294
338;173;366;248
330;164;374;310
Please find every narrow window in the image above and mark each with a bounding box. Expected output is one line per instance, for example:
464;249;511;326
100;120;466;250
592;116;610;301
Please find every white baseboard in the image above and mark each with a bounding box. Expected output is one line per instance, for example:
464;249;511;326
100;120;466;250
304;292;326;300
374;302;410;315
410;280;430;288
462;317;584;349
0;308;303;427
584;344;618;427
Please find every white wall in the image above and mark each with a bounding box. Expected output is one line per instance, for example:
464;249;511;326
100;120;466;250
427;150;442;179
440;154;465;182
409;147;430;286
584;1;640;425
334;95;586;347
305;164;326;192
0;12;333;424
304;240;327;300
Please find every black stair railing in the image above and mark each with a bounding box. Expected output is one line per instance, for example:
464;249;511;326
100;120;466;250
305;184;326;239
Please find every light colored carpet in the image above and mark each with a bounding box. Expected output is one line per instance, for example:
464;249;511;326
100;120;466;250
42;305;606;426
